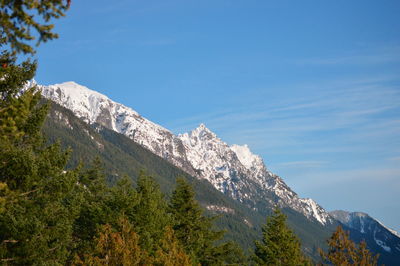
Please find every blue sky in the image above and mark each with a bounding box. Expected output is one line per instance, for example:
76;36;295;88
34;0;399;232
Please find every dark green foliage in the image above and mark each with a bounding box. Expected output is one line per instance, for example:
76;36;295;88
170;177;218;263
42;102;265;253
0;142;81;264
1;2;244;264
1;0;70;54
254;207;309;266
169;177;245;265
0;52;36;99
107;175;138;223
50;101;394;265
0;4;79;263
132;172;171;255
0;52;44;145
71;159;111;258
0;56;81;265
43;102;336;261
283;207;334;261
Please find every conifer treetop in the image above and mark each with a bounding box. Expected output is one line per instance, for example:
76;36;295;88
254;207;310;266
1;0;70;55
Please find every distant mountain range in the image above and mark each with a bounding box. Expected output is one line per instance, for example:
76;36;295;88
330;210;400;260
35;80;400;264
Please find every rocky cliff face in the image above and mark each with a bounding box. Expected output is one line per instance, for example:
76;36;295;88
38;80;332;225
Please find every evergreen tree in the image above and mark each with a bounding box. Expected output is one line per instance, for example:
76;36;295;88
0;182;9;214
0;1;77;262
253;207;309;266
1;0;70;55
74;217;151;266
154;226;192;266
319;226;379;266
0;48;82;264
169;177;240;265
355;240;379;266
107;175;139;223
132;172;171;255
72;158;112;258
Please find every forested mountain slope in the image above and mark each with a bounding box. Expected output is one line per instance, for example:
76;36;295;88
42;101;335;259
40;85;400;264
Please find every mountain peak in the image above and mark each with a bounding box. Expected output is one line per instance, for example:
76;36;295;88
230;144;263;170
39;81;333;227
60;81;79;86
52;81;106;98
330;210;370;224
195;123;212;133
189;123;218;140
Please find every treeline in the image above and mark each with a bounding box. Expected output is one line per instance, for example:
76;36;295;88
0;55;241;263
0;47;241;264
0;54;381;265
0;1;380;265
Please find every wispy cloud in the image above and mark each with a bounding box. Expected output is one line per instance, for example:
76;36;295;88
135;38;176;46
166;48;400;227
277;161;328;168
388;156;400;162
295;45;400;66
170;75;400;142
291;166;400;191
168;72;400;191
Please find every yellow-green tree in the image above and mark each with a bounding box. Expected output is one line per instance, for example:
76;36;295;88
319;226;379;266
75;218;151;266
154;227;192;266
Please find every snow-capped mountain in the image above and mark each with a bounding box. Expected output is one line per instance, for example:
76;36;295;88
330;210;400;256
38;81;332;225
39;81;197;176
178;123;332;225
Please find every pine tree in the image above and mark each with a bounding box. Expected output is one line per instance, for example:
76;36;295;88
1;0;70;55
355;240;379;266
0;50;82;264
107;175;139;224
74;217;151;266
72;158;112;258
169;177;240;265
132;172;171;255
0;182;9;214
0;1;80;264
253;207;309;266
0;112;81;264
319;226;379;266
154;226;192;266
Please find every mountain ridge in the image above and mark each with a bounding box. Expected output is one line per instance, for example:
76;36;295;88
37;80;333;226
330;210;400;263
37;81;400;264
42;98;335;260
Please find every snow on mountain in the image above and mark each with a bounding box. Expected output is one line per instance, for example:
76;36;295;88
178;123;332;225
330;210;400;254
230;144;264;173
38;81;333;225
39;81;197;177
